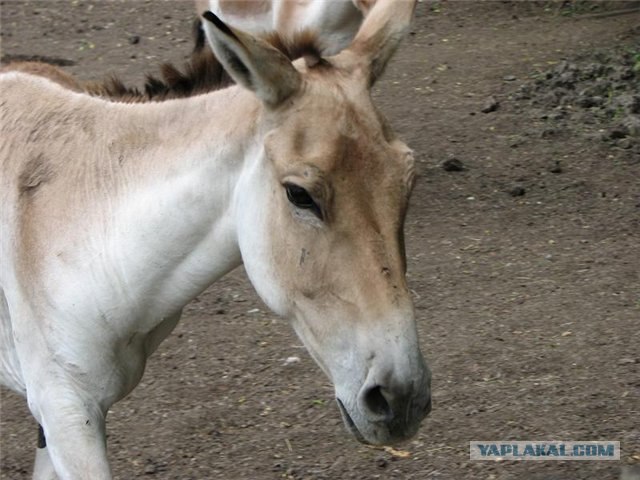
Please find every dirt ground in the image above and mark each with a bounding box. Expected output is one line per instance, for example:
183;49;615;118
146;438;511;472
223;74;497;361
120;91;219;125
1;1;639;479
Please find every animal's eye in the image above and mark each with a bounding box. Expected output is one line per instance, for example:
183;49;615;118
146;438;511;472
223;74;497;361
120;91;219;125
284;183;323;220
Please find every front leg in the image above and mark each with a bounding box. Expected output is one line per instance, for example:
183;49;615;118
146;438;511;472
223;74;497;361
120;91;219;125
14;299;181;479
33;431;58;480
27;379;111;480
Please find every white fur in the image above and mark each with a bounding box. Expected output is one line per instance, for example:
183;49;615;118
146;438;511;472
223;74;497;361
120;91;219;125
205;0;366;54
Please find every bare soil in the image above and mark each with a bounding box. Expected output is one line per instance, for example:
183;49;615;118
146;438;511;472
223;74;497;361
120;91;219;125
1;1;639;479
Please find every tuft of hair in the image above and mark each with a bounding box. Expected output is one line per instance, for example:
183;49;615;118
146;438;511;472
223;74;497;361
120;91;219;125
148;45;234;99
136;48;234;101
93;19;325;103
24;18;326;104
262;30;325;67
84;75;146;102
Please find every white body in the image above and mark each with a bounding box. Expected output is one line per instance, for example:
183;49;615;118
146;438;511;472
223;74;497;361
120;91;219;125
197;0;372;54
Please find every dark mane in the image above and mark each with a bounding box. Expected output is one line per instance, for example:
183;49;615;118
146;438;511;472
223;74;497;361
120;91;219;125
85;19;324;103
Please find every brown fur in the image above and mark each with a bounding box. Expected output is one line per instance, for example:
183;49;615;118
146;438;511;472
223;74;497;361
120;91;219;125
0;53;75;67
0;61;83;92
18;153;56;196
3;18;324;104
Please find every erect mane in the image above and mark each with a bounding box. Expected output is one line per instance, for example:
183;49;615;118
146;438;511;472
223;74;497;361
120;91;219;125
84;19;325;103
1;19;325;103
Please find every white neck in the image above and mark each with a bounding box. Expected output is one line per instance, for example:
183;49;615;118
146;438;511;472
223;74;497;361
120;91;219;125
48;85;264;327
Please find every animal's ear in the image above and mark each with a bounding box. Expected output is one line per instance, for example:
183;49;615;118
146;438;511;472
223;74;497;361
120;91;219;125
201;11;302;107
344;0;417;87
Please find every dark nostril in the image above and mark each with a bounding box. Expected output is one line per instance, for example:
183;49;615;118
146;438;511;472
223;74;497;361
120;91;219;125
363;385;392;419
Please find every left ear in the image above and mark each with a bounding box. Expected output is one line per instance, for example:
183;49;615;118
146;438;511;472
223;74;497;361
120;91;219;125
201;11;302;107
341;0;417;87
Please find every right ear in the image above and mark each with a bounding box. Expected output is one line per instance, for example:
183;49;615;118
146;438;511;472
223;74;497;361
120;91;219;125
201;11;302;107
343;0;417;87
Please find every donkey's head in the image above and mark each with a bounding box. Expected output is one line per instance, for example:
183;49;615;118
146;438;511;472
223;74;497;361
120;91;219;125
202;0;430;445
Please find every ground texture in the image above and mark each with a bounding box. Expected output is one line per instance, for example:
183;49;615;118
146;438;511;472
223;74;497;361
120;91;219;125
1;1;639;479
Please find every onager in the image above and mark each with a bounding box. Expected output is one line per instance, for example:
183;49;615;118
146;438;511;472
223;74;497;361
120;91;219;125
0;1;430;478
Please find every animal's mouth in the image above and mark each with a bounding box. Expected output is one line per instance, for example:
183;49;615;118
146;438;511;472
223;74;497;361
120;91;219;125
336;398;369;444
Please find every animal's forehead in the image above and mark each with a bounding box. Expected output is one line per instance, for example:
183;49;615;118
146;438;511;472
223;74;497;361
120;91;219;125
267;82;405;176
267;116;402;179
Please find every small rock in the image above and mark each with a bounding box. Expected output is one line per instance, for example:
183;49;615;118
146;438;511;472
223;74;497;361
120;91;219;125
548;111;565;121
442;158;465;172
582;63;608;79
509;136;525;148
481;96;499;113
623;116;640;137
615;67;635;82
553;71;578;88
540;128;557;139
549;161;563;174
284;356;301;366
129;35;140;45
576;95;600;108
617;358;637;365
575;111;597;125
556;60;579;75
503;75;517;82
375;457;388;468
509;186;526;197
609;126;629;140
144;463;156;475
616;138;633;150
616;94;640;114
